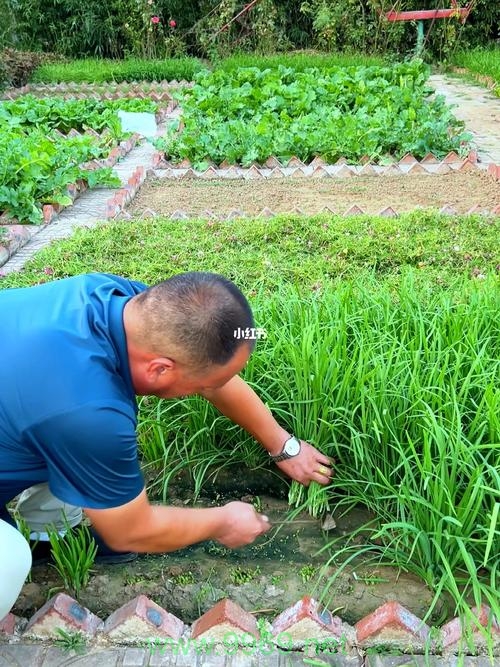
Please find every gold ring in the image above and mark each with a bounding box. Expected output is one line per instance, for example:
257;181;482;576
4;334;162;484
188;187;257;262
318;465;329;476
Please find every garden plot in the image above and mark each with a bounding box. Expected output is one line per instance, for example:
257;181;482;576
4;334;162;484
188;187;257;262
14;493;440;626
155;61;470;166
2;62;498;639
130;170;499;218
0;92;176;225
138;60;499;218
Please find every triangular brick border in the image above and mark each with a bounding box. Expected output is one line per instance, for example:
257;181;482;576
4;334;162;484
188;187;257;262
2;595;499;656
151;151;485;178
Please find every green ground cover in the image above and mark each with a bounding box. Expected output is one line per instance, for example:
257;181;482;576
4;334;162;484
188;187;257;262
157;60;470;167
215;52;386;72
27;53;385;85
1;212;498;624
451;47;500;95
29;57;205;84
0;96;157;223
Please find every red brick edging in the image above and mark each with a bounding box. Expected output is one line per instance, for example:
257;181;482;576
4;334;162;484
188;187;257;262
1;594;499;657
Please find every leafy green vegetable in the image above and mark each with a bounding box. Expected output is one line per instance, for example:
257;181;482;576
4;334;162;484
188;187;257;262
0;126;119;223
0;95;152;223
158;60;471;167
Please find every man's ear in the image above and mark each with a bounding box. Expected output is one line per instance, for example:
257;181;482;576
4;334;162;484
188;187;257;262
145;357;176;383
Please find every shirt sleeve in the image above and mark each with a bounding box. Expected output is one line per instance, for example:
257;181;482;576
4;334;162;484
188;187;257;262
27;401;145;509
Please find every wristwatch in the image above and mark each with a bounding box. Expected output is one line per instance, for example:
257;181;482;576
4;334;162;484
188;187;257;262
270;435;301;463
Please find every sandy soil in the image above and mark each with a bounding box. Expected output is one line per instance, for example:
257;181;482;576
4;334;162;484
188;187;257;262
129;171;499;218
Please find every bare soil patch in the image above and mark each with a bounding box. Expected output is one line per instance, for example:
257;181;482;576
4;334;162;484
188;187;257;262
13;496;442;626
129;171;499;218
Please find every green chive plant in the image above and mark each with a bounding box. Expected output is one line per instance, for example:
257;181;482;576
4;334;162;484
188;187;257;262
47;520;97;599
143;275;498;620
1;211;498;622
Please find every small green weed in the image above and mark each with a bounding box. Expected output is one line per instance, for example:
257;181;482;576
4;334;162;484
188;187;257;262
299;564;317;583
54;627;87;654
230;566;261;585
218;52;384;73
173;571;195;585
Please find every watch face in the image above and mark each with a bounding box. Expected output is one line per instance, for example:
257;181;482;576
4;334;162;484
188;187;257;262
285;437;300;456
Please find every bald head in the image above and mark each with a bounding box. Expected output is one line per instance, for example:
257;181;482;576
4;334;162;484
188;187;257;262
127;272;255;371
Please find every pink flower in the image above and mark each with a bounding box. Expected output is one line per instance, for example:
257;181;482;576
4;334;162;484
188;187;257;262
169;19;176;27
151;15;160;24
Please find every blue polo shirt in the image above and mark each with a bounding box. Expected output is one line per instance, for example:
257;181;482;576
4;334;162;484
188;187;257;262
0;273;147;509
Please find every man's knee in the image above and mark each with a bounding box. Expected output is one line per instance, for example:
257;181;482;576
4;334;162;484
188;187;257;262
0;519;32;619
15;483;82;535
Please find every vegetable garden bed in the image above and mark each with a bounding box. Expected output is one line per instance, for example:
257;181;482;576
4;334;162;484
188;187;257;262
0;91;176;229
156;60;472;169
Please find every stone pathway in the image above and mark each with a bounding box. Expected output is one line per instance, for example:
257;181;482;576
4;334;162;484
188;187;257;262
429;74;500;164
1;141;156;275
0;643;496;666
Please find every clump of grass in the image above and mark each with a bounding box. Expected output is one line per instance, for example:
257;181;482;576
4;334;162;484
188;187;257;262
48;521;97;598
451;47;500;91
54;628;87;654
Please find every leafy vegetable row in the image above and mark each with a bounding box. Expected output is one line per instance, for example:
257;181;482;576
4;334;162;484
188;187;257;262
0;95;158;135
0;96;158;224
158;60;471;167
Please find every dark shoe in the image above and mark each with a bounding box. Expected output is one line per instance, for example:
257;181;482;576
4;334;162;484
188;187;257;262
31;527;137;566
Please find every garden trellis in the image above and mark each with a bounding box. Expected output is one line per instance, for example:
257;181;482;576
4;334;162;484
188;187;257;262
384;0;476;55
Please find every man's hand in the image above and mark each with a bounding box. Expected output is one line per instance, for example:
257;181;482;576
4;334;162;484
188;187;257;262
276;440;333;486
85;492;271;553
213;501;272;548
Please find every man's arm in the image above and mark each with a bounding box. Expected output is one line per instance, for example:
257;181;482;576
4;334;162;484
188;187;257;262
200;375;333;486
85;489;270;553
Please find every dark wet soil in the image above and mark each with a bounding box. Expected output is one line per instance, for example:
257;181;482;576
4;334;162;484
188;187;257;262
13;468;450;626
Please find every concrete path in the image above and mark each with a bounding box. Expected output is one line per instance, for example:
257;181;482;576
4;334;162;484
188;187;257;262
0;643;496;666
429;74;500;164
1;141;156;275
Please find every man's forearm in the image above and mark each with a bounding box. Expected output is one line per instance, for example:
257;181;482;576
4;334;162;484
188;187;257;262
119;505;224;552
201;375;290;455
85;494;270;553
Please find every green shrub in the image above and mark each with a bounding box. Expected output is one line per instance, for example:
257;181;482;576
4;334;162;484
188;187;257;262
0;48;59;88
4;0;499;61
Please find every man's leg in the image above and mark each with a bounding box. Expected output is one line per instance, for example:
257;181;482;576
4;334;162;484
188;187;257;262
0;519;32;619
15;483;82;539
15;483;137;564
